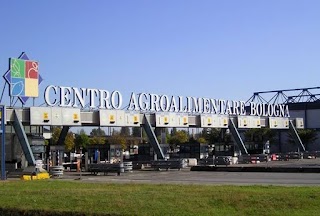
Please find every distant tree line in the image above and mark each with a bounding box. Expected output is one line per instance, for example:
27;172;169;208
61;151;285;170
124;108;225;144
49;126;318;152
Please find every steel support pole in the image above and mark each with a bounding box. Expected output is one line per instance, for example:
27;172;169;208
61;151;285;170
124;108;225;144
1;105;6;180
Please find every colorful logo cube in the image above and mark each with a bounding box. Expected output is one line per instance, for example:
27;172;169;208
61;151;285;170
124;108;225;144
3;52;43;104
10;58;39;97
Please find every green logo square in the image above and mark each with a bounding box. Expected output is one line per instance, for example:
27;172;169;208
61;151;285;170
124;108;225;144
10;58;25;78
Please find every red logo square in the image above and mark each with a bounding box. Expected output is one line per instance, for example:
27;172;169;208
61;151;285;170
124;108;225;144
25;61;38;79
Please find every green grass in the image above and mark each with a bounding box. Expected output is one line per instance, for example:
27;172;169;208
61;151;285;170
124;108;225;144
0;180;320;216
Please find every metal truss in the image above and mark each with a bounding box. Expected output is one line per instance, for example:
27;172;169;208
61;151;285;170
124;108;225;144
246;87;320;104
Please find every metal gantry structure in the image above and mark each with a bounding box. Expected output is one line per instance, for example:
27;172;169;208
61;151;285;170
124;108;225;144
1;107;305;168
0;88;313;177
246;87;320;105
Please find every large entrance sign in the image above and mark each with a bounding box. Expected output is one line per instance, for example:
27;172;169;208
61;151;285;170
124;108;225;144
44;85;290;118
2;53;290;118
0;53;307;171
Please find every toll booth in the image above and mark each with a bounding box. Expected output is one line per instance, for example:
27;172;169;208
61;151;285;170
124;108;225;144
2;125;46;169
86;145;109;162
179;143;208;159
242;140;271;155
137;143;170;161
30;135;46;161
49;145;65;166
137;144;152;161
86;144;122;163
214;142;236;157
245;142;264;154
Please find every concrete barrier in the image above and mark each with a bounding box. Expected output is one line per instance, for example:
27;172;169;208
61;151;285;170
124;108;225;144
123;161;133;172
49;166;64;178
188;158;197;166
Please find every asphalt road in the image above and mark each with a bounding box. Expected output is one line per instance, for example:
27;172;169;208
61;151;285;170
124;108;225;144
62;169;320;186
56;159;320;186
5;159;317;186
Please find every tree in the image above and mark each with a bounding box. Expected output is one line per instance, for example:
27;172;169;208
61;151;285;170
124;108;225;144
168;130;188;146
132;127;141;137
74;132;89;150
142;129;148;141
157;135;161;144
51;127;62;145
204;128;221;144
156;128;169;144
288;129;318;150
243;128;276;153
65;132;75;151
109;132;127;150
223;133;232;145
49;127;75;151
244;128;276;144
130;127;149;142
90;128;106;136
89;136;106;145
120;127;130;136
78;129;86;135
298;129;318;146
197;137;207;144
44;140;49;145
176;130;189;143
164;128;170;143
89;127;106;145
171;128;177;136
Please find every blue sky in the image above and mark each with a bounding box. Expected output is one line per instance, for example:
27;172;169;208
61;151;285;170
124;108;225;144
0;0;319;106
